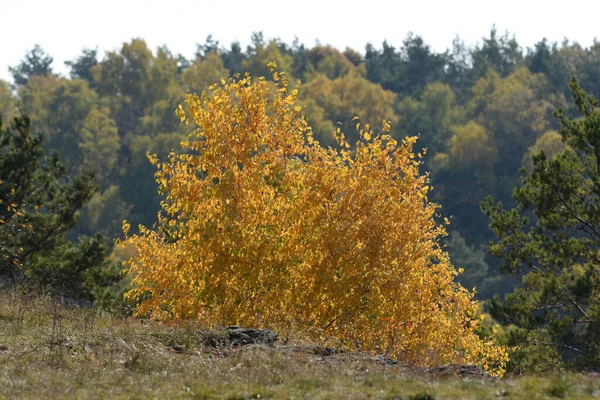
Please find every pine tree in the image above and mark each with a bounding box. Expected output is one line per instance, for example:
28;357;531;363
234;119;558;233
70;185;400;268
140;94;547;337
483;79;600;371
0;114;114;300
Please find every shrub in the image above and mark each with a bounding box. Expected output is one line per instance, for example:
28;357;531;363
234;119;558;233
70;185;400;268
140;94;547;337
123;67;508;375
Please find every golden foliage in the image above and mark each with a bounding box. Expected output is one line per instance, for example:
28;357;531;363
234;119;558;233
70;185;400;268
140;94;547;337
450;121;498;169
123;67;508;376
522;130;568;169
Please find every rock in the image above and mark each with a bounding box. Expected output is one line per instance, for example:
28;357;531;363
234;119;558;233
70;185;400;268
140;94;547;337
375;355;398;365
226;326;278;346
422;364;487;378
312;346;338;356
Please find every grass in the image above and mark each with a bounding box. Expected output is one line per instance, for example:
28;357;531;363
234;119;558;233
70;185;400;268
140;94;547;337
1;291;599;399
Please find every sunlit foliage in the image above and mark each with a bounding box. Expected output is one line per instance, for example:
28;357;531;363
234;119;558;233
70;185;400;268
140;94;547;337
123;67;507;375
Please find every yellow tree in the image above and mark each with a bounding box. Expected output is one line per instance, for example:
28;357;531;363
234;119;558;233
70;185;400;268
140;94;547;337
123;67;508;375
449;121;498;171
522;130;568;169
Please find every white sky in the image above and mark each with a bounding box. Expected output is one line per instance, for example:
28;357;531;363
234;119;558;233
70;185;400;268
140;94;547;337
1;0;599;83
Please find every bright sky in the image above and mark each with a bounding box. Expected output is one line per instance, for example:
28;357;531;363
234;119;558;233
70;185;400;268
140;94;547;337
1;0;599;83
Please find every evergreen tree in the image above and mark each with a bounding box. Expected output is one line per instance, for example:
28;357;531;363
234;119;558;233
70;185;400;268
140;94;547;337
9;45;54;86
65;48;99;88
483;79;600;371
0;114;114;300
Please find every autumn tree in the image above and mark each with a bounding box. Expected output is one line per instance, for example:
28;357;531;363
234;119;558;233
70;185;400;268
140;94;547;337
522;130;568;170
123;67;508;375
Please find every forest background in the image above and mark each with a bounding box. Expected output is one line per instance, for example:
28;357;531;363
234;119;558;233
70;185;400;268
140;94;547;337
3;28;598;299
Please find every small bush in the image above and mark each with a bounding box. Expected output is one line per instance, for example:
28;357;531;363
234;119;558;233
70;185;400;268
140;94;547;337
124;68;508;375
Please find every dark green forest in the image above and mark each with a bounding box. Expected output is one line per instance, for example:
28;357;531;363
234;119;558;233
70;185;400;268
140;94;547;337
2;28;600;372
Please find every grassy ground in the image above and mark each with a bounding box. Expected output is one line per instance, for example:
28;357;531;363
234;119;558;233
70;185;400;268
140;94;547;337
1;291;599;399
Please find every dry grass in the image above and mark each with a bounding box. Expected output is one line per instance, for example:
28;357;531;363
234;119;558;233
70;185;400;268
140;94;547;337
1;290;599;399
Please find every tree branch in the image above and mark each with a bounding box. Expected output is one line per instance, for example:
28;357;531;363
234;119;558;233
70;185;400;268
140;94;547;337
542;342;583;354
